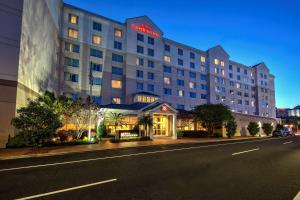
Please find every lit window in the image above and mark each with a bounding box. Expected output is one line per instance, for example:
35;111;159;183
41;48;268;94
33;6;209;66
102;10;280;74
236;83;241;89
220;61;225;67
200;56;206;63
112;98;121;104
164;77;171;85
69;14;78;24
111;80;122;89
221;69;225;76
164;55;171;62
114;29;122;37
68;28;78;39
178;90;184;97
189;81;196;89
214;58;219;65
92;35;101;45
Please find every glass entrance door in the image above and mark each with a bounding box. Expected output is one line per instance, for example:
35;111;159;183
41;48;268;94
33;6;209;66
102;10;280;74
153;115;169;136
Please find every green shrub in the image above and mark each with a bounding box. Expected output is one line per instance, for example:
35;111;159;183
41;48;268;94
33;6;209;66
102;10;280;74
212;132;223;138
262;123;273;136
247;122;260;136
177;131;184;138
6;135;28;148
225;118;237;138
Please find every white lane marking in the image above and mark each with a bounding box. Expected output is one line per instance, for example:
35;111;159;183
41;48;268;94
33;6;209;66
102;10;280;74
15;178;117;200
293;191;300;200
0;138;278;172
232;148;260;156
283;141;293;145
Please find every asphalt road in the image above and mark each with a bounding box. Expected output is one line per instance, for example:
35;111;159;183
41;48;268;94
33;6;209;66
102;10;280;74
0;137;299;200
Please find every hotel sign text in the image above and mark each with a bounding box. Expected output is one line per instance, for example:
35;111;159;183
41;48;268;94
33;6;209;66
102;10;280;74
131;23;160;37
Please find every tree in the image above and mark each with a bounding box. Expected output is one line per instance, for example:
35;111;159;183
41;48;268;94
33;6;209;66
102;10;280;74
138;115;153;136
275;124;284;131
225;118;237;138
108;112;123;139
262;123;273;136
247;122;260;136
193;104;233;135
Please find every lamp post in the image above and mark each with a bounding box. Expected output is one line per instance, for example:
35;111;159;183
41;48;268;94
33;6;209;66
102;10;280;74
88;65;93;142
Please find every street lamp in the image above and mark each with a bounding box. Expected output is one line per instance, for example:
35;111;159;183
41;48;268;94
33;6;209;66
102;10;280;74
88;65;93;142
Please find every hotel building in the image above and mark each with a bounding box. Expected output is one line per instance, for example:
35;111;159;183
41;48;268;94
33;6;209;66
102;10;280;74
0;0;277;146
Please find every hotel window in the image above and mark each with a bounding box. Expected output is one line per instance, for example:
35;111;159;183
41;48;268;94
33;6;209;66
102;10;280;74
163;65;171;73
92;35;102;45
215;67;219;74
221;69;225;76
190;62;195;69
177;104;185;110
92;77;102;85
112;53;123;63
147;84;154;92
251;79;255;84
90;62;102;72
178;59;183;66
237;91;242;96
112;66;123;75
201;84;208;90
220;61;225;67
177;79;184;86
189;72;196;79
236;83;241;89
177;69;184;76
137;58;144;66
190;92;196;98
164;44;170;52
136;70;144;78
114;29;122;38
112;98;121;104
200;74;207;81
244;69;248;75
68;28;78;39
229;73;233;79
178;48;183;56
137;45;144;54
237;75;241;81
229;65;233;70
64;72;78;83
93;22;102;31
148;48;154;57
65;43;80;53
177;90;184;97
90;49;103;58
230;81;234;87
190;52;195;59
189;81;196;89
92;96;101;104
111;80;122;89
64;57;79;68
147;72;154;80
201;94;207;99
136;82;144;90
200;56;206;63
137;33;144;42
164;55;171;62
214;58;219;65
68;14;78;24
164;77;171;85
238;99;242;105
148;37;154;45
114;41;122;50
148;60;154;68
237;67;241;73
164;88;172;95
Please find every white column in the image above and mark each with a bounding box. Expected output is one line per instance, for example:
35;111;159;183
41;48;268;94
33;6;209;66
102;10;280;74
149;112;154;140
172;114;177;139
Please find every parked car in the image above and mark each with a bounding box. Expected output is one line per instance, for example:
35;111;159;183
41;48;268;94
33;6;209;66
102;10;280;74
272;130;284;137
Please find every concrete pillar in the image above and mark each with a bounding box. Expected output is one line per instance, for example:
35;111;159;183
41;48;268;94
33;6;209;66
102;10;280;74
172;114;177;139
149;112;154;140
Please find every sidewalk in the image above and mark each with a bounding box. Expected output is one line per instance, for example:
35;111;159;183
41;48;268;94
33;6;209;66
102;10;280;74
0;136;266;160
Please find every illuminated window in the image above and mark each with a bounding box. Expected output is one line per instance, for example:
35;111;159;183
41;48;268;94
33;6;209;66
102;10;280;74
200;56;206;63
177;90;184;97
189;81;196;89
214;58;219;65
112;98;121;104
164;77;171;85
164;55;171;62
221;69;225;76
111;80;122;89
69;14;78;24
251;100;255;107
220;61;225;67
92;35;101;45
114;29;122;37
236;83;241;89
68;28;78;39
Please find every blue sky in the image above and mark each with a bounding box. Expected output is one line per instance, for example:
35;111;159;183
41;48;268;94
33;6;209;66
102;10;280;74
64;0;300;108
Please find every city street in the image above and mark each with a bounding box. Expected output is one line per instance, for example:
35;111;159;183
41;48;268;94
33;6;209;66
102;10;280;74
0;137;299;200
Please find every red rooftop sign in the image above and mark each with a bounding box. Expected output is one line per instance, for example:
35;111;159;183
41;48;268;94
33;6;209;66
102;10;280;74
131;23;160;38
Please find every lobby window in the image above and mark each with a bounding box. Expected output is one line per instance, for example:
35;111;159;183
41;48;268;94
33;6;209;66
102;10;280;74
177;69;184;76
92;35;102;45
214;58;219;65
148;37;154;45
136;82;144;90
64;57;79;68
178;59;183;66
111;80;122;89
177;79;184;86
68;28;78;39
137;45;144;54
147;72;154;80
137;58;144;66
90;62;102;72
190;52;195;59
90;48;103;58
189;72;196;79
164;44;170;52
190;92;196;98
93;22;102;31
164;88;172;95
189;81;196;89
114;41;122;50
220;60;225;67
177;104;185;110
177;90;184;97
164;77;171;85
164;55;171;62
148;60;154;68
65;42;80;53
112;66;123;75
92;77;102;85
114;29;122;38
68;14;78;24
112;98;121;104
200;56;206;63
190;62;195;69
136;70;144;78
112;53;123;63
64;72;78;83
137;33;144;42
178;48;183;56
147;84;154;92
163;65;171;73
148;48;154;57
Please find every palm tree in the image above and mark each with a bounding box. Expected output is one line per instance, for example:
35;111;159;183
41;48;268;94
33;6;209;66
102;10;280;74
138;115;153;136
108;112;123;139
